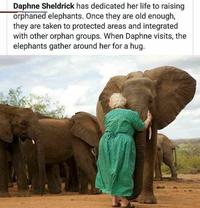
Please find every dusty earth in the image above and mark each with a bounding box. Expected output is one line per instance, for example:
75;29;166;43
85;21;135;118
0;174;200;208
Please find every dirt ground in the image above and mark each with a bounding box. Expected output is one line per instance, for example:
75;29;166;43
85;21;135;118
0;174;200;208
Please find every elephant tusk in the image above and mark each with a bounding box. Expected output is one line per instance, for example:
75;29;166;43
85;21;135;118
32;139;35;144
91;148;96;157
148;126;152;140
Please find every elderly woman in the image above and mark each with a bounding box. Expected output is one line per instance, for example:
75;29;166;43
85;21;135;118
95;93;152;208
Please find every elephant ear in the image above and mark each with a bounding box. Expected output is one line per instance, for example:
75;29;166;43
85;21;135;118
144;66;196;129
0;114;13;143
98;75;126;114
96;100;105;132
70;112;101;147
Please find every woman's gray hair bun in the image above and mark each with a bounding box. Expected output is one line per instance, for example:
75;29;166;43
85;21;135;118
109;93;127;109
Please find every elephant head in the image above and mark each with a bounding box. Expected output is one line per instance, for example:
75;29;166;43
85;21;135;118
0;104;38;142
97;66;196;197
97;66;196;129
0;104;45;193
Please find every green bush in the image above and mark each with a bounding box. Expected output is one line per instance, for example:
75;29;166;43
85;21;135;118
176;150;200;174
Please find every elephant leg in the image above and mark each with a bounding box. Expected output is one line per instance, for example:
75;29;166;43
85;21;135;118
154;149;162;180
138;126;157;204
7;151;13;187
63;163;70;192
46;164;61;194
78;166;100;194
53;165;62;192
66;158;79;192
169;164;177;180
72;137;98;194
8;161;14;187
78;168;89;194
11;138;29;196
163;153;177;180
171;166;177;179
27;156;42;194
0;141;9;197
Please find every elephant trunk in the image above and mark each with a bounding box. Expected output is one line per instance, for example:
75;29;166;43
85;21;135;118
130;131;146;198
28;126;45;194
127;104;148;121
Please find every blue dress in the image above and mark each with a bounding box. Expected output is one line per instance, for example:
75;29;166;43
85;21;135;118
95;108;144;197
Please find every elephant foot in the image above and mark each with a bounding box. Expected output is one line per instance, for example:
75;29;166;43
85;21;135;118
66;186;79;192
138;192;157;204
154;177;162;181
17;191;31;197
32;189;45;195
8;182;14;187
0;192;11;197
49;189;61;194
90;188;101;195
78;189;88;194
171;176;178;181
129;198;138;202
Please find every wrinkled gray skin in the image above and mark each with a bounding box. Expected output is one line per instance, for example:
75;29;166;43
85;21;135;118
155;133;177;180
22;112;101;194
0;104;45;197
97;66;196;204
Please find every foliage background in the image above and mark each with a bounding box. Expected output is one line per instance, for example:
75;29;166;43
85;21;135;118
0;87;65;118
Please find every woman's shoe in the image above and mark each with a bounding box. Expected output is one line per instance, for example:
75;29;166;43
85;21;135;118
121;202;135;208
112;202;121;207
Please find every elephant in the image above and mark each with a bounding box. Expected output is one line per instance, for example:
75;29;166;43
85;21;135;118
60;157;92;194
96;66;196;204
64;157;98;194
60;158;79;192
155;133;177;180
0;104;45;197
22;111;102;194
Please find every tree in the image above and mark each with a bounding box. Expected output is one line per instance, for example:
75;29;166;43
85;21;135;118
0;87;65;118
26;93;65;118
0;87;27;107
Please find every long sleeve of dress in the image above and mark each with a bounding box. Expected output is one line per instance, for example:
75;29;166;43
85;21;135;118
128;110;145;131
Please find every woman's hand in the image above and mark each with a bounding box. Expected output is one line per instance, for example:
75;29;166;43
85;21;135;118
147;110;152;122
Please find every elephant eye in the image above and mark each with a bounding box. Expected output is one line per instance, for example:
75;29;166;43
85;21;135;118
20;120;28;127
149;98;153;104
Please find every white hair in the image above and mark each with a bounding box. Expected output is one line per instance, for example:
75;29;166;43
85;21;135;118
109;93;127;109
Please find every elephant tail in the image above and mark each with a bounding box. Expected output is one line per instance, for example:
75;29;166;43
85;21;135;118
173;148;177;167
